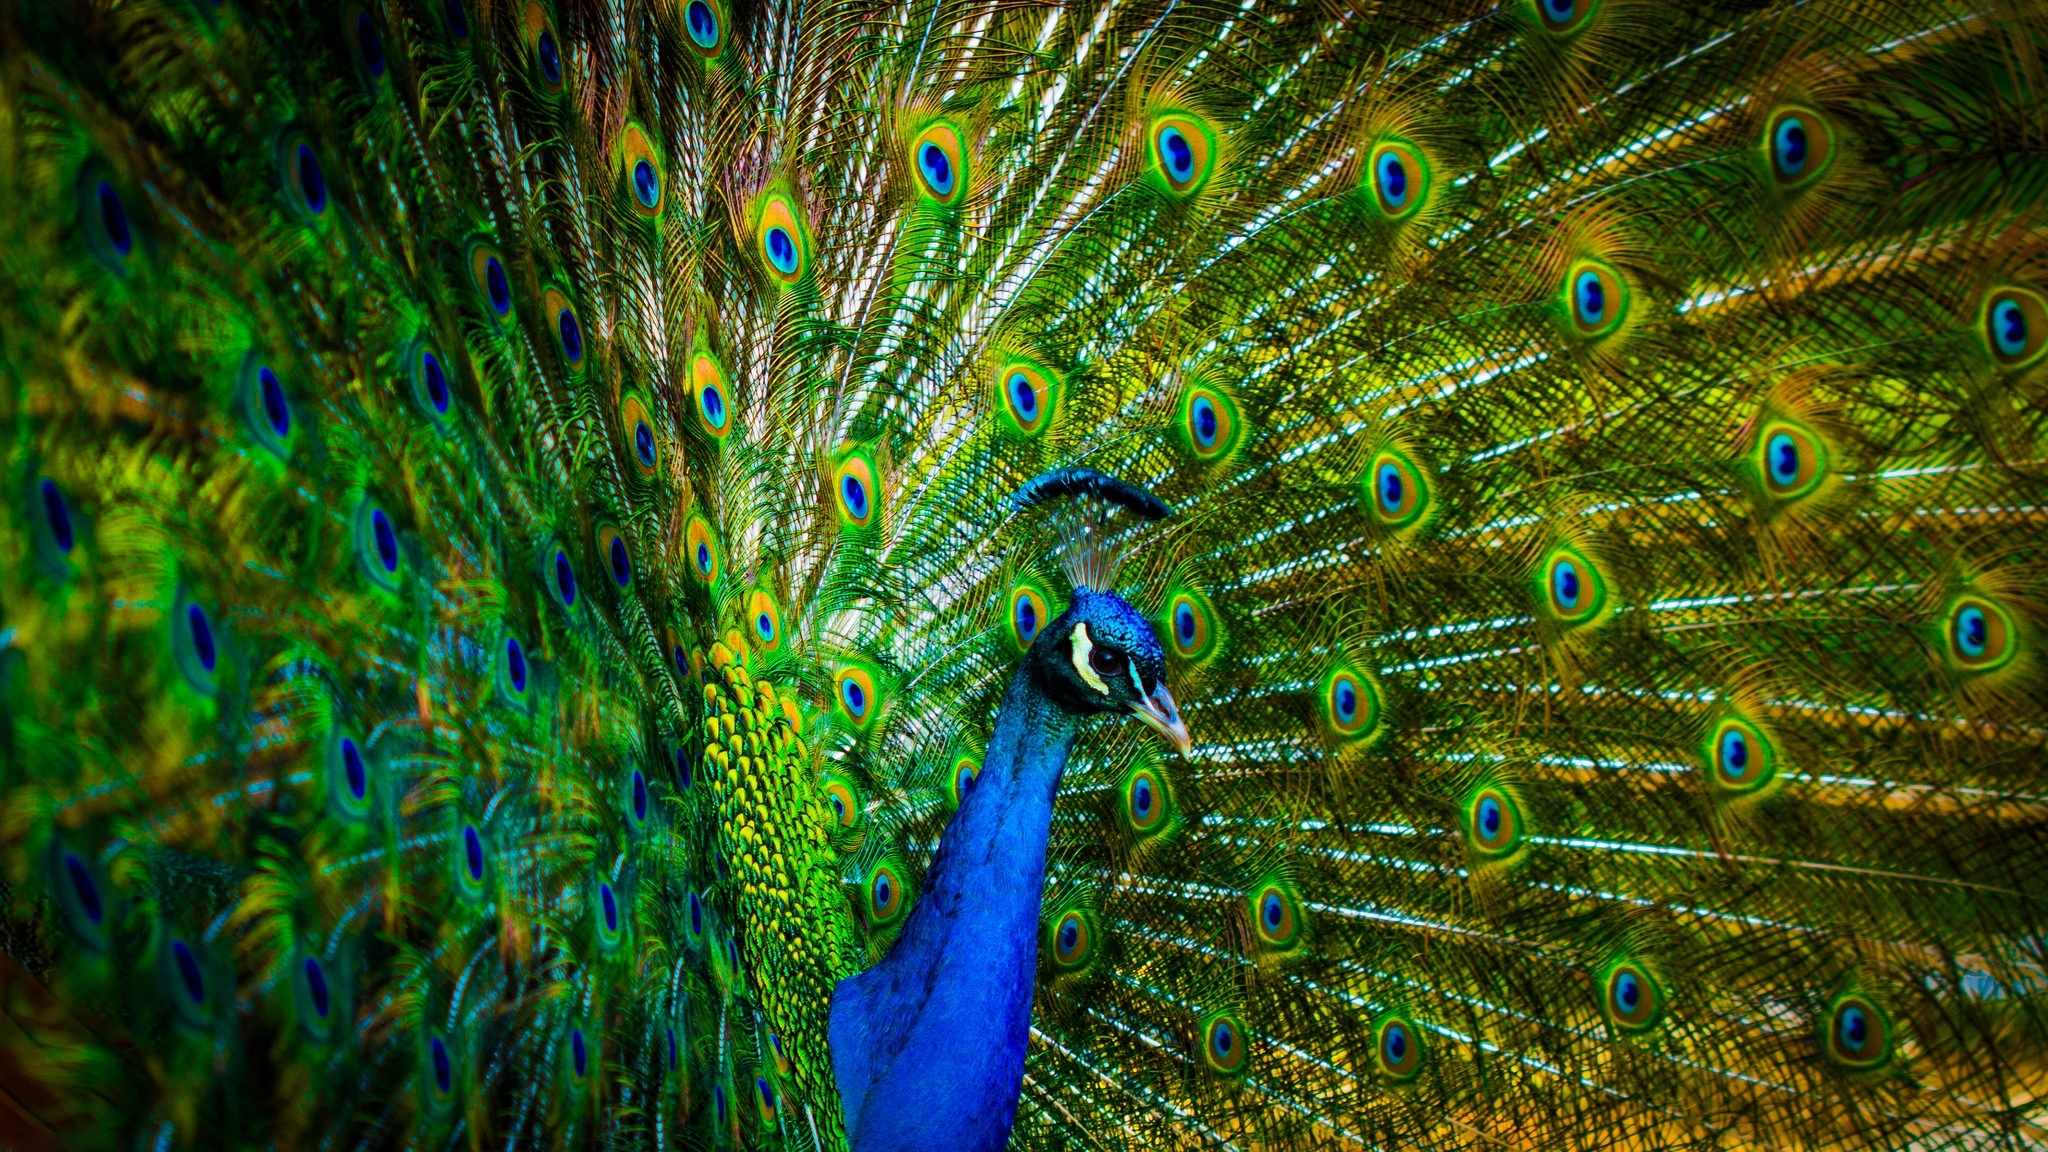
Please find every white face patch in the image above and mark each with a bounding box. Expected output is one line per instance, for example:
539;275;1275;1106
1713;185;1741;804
1069;622;1111;694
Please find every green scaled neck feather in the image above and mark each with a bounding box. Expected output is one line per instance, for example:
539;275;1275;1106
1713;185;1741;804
0;1;2043;1151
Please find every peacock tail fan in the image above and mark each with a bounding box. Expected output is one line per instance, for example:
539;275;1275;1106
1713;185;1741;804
0;0;2043;1150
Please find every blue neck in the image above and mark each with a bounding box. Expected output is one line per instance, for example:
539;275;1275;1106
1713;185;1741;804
829;664;1078;1152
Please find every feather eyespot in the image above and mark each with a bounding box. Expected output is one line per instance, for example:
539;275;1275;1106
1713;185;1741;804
755;1076;776;1124
1984;288;2047;369
49;842;109;952
691;351;733;438
1944;596;2017;674
440;0;470;39
300;955;332;1020
834;450;880;528
625;767;650;829
278;134;328;220
499;634;531;703
620;394;659;474
823;775;860;828
570;1027;589;1077
595;881;623;949
833;665;879;727
173;595;221;695
1765;105;1834;188
427;1035;456;1099
1466;787;1522;856
236;354;296;459
1177;383;1242;461
948;754;979;808
755;193;810;284
1124;767;1168;835
79;166;138;274
865;863;905;926
549;547;578;610
1008;581;1050;651
597;525;632;589
1320;665;1380;741
1825;995;1890;1069
1604;964;1661;1032
1563;259;1627;339
1537;545;1608;627
1370;140;1428;219
1534;0;1594;34
457;823;489;897
685;515;719;584
407;337;455;428
747;589;782;650
1148;111;1217;197
354;501;404;590
619;124;664;217
525;3;564;91
684;0;723;56
995;359;1059;437
1374;1016;1422;1081
1201;1012;1248;1076
344;7;386;81
329;729;375;822
911;121;968;205
1048;910;1094;971
468;242;513;322
30;476;78;576
1757;420;1825;500
164;937;210;1025
1705;715;1774;794
1364;448;1432;530
1165;589;1219;662
542;287;584;367
1248;882;1303;951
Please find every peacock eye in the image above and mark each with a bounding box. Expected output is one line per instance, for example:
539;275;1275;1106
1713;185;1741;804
1089;646;1127;680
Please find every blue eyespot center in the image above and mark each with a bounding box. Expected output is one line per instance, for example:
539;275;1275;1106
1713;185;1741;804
571;1027;588;1076
304;956;331;1017
1616;972;1639;1011
842;474;869;518
506;637;528;693
1192;396;1218;446
756;611;774;640
1839;1006;1867;1051
843;679;866;714
1212;1020;1234;1056
609;536;631;586
443;0;469;38
1992;299;2027;356
1133;777;1154;818
1478;796;1503;838
872;871;892;909
686;0;718;47
1334;678;1357;723
1767;432;1800;486
1543;0;1574;20
1553;560;1582;609
537;29;562;84
187;603;218;673
1261;892;1283;930
634;421;656;466
432;1036;453;1093
422;351;451;413
172;939;205;1004
1956;605;1988;657
1377;463;1404;511
1010;372;1038;420
689;892;703;934
1384;1023;1408;1062
555;550;577;606
371;508;399;573
40;479;75;555
355;14;385;77
1016;597;1038;642
463;824;485;882
1575;271;1606;325
485;257;511;316
632;770;649;821
342;736;368;800
665;1027;678;1070
259;366;291;438
63;854;102;925
1719;728;1749;778
633;159;660;208
696;542;712;572
1377;152;1408;206
296;145;327;215
702;382;727;427
97;182;133;257
601;884;619;932
766;226;797;273
1775;117;1808;175
956;765;975;798
1159;126;1195;182
920;142;954;194
1058;918;1079;952
558;309;583;362
1175;603;1197;646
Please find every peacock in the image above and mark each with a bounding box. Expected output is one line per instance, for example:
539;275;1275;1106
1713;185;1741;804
0;0;2043;1148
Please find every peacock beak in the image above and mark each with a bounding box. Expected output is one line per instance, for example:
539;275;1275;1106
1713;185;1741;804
1131;681;1192;756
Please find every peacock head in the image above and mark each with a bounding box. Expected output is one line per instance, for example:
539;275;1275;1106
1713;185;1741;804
1030;589;1191;754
